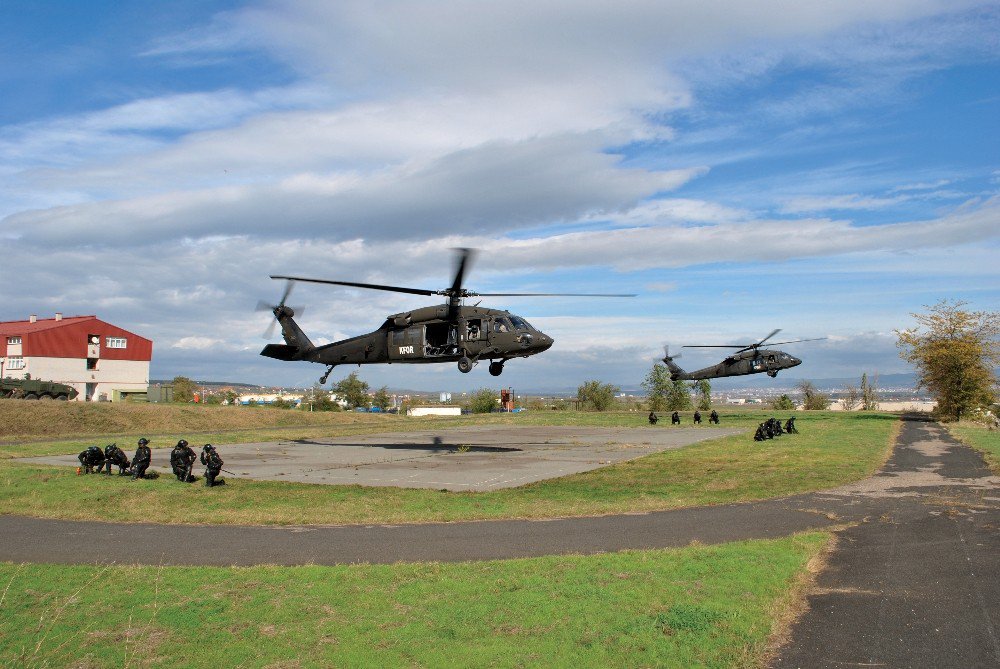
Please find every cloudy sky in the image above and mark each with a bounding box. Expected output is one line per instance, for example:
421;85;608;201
2;0;998;392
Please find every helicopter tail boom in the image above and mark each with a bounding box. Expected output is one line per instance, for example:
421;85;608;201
260;305;315;362
662;347;690;381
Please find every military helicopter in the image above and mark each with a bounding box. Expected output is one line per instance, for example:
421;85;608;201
259;248;634;381
662;329;825;381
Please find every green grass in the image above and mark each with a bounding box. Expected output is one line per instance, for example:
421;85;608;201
0;532;829;668
0;410;897;526
947;422;1000;474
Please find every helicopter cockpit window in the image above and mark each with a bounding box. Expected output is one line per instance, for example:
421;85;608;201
493;318;512;333
508;316;530;330
767;354;777;362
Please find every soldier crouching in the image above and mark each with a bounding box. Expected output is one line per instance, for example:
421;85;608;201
671;411;681;425
78;445;105;474
170;439;197;482
102;443;131;475
709;410;719;424
200;444;226;488
131;438;152;480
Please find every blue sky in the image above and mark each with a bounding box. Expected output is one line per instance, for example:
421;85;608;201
1;1;998;392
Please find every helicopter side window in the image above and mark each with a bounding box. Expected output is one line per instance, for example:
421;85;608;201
493;318;512;333
466;318;483;341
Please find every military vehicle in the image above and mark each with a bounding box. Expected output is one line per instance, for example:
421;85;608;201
663;329;825;381
0;377;79;400
260;248;634;380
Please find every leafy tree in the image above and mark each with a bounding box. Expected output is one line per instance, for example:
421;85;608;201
468;388;499;413
577;380;619;411
797;380;830;410
771;394;796;410
372;386;393;412
860;372;880;411
896;300;1000;421
641;363;672;411
694;379;712;411
664;379;693;411
842;385;860;411
171;376;198;402
333;372;370;409
302;384;339;411
271;396;293;409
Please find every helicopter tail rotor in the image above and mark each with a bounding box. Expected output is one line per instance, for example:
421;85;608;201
257;280;304;339
661;345;689;381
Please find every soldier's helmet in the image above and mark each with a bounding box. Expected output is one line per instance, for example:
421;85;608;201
203;444;213;452
138;438;149;446
177;439;188;448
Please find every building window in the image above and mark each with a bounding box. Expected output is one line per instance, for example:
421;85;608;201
7;336;21;345
7;356;25;370
106;337;127;349
87;358;99;370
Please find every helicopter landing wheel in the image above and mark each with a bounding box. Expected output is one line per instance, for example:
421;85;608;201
319;366;335;384
457;357;474;374
488;361;504;377
767;371;777;378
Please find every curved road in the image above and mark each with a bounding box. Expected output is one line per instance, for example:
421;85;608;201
2;416;998;667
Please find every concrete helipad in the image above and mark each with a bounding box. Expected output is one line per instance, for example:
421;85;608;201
20;425;738;491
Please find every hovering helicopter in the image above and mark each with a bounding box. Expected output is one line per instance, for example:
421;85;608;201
662;329;825;381
259;248;634;381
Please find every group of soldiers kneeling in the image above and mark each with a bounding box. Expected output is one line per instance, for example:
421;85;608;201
648;410;720;426
77;438;227;487
754;416;798;441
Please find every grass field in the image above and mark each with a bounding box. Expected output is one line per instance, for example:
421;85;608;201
0;532;829;668
0;405;898;526
947;422;1000;474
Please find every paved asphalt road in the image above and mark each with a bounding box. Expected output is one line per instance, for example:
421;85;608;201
771;417;1000;669
2;415;998;667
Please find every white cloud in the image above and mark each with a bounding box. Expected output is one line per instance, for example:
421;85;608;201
780;193;911;214
2;0;997;389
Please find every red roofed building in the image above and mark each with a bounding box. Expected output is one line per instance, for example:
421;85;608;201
0;314;152;401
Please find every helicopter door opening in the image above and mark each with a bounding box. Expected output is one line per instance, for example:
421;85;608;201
424;322;457;357
751;358;765;372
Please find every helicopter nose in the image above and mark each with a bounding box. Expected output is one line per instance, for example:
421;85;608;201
536;333;554;351
790;356;802;367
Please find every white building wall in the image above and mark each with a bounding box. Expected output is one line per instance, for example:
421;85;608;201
407;406;462;416
23;356;149;401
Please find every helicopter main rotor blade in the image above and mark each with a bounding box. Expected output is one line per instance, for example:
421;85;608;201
449;248;476;295
765;337;827;346
682;344;750;348
270;275;435;297
475;292;638;297
755;328;782;347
